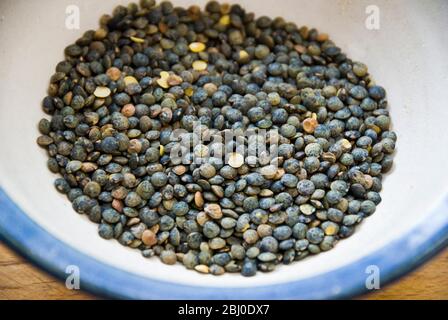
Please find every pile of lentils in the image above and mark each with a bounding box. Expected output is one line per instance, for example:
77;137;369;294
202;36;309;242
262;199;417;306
36;0;396;276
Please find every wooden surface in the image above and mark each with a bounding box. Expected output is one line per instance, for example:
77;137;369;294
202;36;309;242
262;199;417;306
0;241;447;300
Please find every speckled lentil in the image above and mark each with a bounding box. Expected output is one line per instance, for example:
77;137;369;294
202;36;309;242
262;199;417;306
37;0;395;277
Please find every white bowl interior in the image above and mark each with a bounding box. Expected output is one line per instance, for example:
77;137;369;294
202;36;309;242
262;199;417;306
1;0;447;288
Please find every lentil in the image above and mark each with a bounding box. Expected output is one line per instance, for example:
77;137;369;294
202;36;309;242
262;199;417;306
94;86;111;98
38;0;396;277
192;60;208;71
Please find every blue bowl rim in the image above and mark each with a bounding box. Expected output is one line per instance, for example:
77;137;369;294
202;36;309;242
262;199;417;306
0;186;447;299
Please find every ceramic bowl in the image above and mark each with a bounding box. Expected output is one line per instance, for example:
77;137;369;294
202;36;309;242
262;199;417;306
1;0;447;299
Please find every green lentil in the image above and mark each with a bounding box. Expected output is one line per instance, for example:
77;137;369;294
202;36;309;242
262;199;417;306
37;0;396;278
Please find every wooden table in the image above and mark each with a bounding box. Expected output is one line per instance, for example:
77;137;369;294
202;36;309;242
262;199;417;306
0;241;447;300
